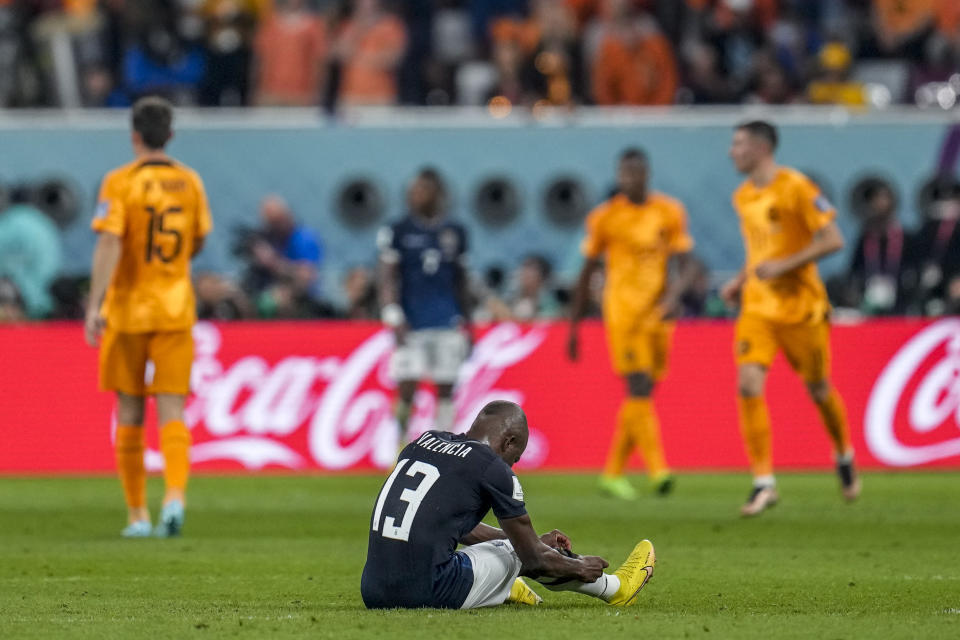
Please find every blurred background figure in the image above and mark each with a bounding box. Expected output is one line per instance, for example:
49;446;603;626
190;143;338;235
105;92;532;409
342;264;378;320
200;0;259;106
844;179;909;315
507;254;562;320
240;194;324;297
0;202;63;318
252;0;328;106
332;0;407;107
195;272;251;320
909;177;960;316
590;0;677;106
808;42;866;107
0;277;26;323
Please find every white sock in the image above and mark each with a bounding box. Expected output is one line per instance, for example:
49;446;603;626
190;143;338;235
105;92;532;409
541;573;620;601
753;474;776;489
435;398;455;430
836;450;854;464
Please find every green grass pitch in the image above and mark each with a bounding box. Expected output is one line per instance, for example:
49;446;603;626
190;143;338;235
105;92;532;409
1;472;958;639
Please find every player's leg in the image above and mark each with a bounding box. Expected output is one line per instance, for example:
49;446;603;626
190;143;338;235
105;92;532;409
598;326;640;499
389;331;426;443
779;321;860;501
100;329;152;536
534;540;656;606
149;330;194;537
116;392;149;534
431;329;468;430
458;540;527;608
734;316;779;516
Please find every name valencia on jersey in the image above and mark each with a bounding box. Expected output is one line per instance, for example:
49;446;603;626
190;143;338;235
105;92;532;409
413;432;473;459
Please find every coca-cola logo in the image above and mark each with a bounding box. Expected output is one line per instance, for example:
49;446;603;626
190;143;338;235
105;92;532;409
865;319;960;466
140;323;550;471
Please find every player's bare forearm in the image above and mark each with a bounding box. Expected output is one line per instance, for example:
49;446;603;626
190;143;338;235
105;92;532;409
377;259;400;309
191;235;206;258
756;223;845;279
569;258;600;326
88;232;122;313
499;514;607;582
660;252;696;316
459;523;507;546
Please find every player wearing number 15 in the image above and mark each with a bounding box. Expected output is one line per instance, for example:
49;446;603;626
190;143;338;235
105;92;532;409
84;96;213;538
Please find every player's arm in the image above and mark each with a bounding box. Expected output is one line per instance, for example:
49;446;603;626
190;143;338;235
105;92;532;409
191;236;206;258
85;231;122;347
376;226;407;339
499;514;608;582
659;251;697;319
460;522;572;550
720;267;747;307
755;221;845;280
567;257;601;361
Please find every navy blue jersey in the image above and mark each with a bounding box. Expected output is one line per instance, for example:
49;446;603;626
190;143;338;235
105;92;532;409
378;216;468;330
361;431;527;609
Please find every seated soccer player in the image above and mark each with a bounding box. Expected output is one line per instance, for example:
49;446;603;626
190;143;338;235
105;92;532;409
360;400;656;609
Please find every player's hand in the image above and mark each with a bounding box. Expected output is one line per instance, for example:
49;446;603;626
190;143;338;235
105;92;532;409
720;278;742;308
539;529;572;551
566;330;579;362
252;241;278;270
575;555;609;583
84;309;105;347
658;294;682;321
754;260;789;281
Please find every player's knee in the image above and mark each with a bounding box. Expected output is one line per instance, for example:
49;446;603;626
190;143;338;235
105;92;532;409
116;394;145;425
626;374;654;397
806;380;831;404
737;367;765;398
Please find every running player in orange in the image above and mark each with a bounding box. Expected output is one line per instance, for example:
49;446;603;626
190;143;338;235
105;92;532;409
724;121;861;517
84;96;213;537
568;148;696;499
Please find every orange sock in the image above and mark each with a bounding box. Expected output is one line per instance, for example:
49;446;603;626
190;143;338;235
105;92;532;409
603;409;635;477
622;398;669;479
160;420;191;500
815;388;852;456
115;425;146;509
737;396;773;477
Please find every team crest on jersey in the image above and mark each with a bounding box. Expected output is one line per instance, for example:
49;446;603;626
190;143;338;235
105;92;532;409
512;476;524;502
439;229;459;257
814;195;832;212
94;201;110;219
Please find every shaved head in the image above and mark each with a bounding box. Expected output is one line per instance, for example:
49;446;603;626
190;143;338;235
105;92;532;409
466;401;529;466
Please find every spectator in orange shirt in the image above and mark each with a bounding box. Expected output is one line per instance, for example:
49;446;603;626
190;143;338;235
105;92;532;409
872;0;934;57
253;0;328;106
591;0;678;106
333;0;407;106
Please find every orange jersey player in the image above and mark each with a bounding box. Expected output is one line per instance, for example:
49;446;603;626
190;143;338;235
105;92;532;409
568;148;697;500
84;96;213;538
723;120;860;517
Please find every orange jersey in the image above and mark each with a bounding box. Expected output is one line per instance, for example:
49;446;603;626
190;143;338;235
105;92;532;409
582;192;694;329
91;158;213;333
733;167;834;324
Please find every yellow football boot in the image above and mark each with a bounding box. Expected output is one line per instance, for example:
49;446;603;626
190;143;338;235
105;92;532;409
608;540;655;606
507;577;542;606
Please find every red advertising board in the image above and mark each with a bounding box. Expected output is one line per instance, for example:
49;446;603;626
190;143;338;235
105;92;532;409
1;319;958;473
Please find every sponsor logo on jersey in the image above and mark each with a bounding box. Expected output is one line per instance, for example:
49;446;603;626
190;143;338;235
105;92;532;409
512;476;524;502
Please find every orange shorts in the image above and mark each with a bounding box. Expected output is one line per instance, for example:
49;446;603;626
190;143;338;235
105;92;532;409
606;322;673;379
99;328;194;396
734;315;831;383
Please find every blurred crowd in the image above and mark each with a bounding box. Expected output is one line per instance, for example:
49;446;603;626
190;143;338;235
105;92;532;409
2;0;960;109
2;172;959;324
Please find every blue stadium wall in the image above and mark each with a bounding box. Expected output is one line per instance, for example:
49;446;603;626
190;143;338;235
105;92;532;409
0;109;954;299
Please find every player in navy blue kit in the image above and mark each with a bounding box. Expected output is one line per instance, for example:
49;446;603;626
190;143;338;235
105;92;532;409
378;168;472;441
360;401;656;610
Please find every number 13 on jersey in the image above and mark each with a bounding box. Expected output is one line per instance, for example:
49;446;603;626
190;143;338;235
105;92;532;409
371;460;440;542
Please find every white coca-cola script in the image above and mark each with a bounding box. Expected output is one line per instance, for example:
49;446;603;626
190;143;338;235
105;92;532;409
865;318;960;466
142;322;550;471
